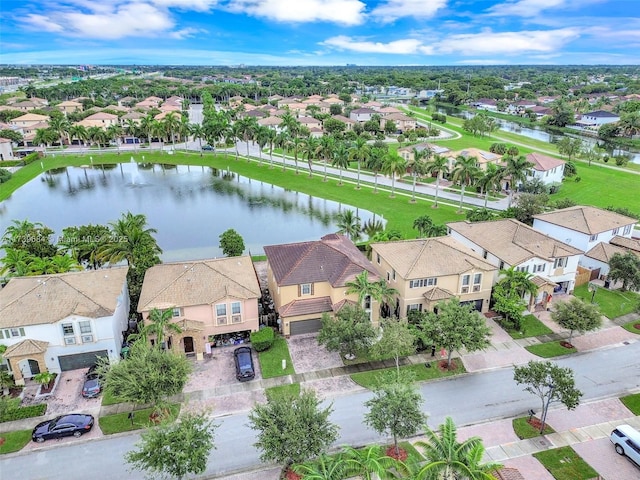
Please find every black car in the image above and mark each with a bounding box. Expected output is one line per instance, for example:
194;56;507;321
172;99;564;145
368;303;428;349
234;346;255;382
32;414;94;443
202;145;214;151
82;364;101;398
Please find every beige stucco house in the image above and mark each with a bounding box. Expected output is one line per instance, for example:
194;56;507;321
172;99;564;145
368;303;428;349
444;148;502;172
371;237;498;315
264;234;380;336
57;100;83;114
137;257;261;360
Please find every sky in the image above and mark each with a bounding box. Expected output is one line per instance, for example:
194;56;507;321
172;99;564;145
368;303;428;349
1;0;639;66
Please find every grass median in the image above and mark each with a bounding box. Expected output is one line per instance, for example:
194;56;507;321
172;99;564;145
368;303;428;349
350;360;466;389
533;446;598;480
526;341;577;358
620;393;640;415
500;314;554;339
257;336;295;378
98;403;180;435
573;284;640;320
0;429;32;454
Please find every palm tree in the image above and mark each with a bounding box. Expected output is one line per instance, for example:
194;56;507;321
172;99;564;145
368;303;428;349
504;154;534;207
97;212;162;268
349;136;370;190
425;154;449;208
255;125;272;164
140;114;154;146
366;146;386;194
361;218;384;238
106;124;123;154
48;116;70;148
286;134;305;175
303;135;320;177
69;124;89;148
236;116;259;159
265;128;277;168
408;146;430;203
190;123;205;155
498;266;538;309
318;134;335;182
332;141;350;185
413;215;436;238
163;112;181;151
451;155;480;213
274;130;289;171
374;279;398;318
33;128;57;154
381;152;406;198
203;112;230;156
341;445;398;480
0;248;33;277
412;417;502;480
292;454;347;480
345;270;378;308
477;163;506;208
336;209;361;241
143;307;183;349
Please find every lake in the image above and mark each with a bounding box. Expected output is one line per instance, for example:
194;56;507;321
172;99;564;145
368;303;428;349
0;161;382;261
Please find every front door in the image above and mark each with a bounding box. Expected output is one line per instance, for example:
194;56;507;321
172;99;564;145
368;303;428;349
28;359;40;375
184;336;195;355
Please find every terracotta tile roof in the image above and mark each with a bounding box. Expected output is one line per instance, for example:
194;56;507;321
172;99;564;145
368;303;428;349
423;287;455;301
176;318;205;331
279;296;333;317
584;242;635;263
494;467;525;480
372;237;496;279
331;115;355;124
137;256;260;312
332;298;358;313
84;112;118;121
610;235;640;253
448;219;582;265
4;339;49;357
0;267;129;328
264;234;379;287
533;206;637;235
526;153;565;172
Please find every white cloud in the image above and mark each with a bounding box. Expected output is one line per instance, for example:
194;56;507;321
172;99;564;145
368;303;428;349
152;0;218;11
225;0;365;25
21;14;65;32
485;0;565;17
370;0;447;22
436;28;580;55
322;36;424;53
169;27;205;39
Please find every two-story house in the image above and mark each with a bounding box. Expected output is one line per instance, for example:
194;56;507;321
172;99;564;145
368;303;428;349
532;206;637;253
444;148;502;172
370;237;498;315
137;257;261;360
0;267;130;385
349;108;377;123
380;113;417;133
448;219;582;299
525;153;565;186
264;234;380;336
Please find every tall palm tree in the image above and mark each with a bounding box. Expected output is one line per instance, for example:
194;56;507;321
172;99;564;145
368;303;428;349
33;128;57;154
163;113;182;150
140;114;155;146
274;130;290;171
236;116;259;159
69;124;89;148
106;124;123;154
318;134;335;182
303;135;320;177
366;146;386;194
97;212;162;268
143;307;183;349
190;123;205;155
374;279;398;318
203;111;231;157
504;154;534;207
477;163;506;208
349;136;370;190
451;155;480;212
345;270;378;308
150;120;166;152
412;417;502;480
265;127;277;168
381;152;406;198
332;141;350;185
498;266;538;308
48;116;70;148
286;134;304;175
255;125;272;164
336;209;361;241
408;146;430;203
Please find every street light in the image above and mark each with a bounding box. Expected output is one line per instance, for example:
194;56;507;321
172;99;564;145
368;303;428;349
539;384;555;434
587;282;597;304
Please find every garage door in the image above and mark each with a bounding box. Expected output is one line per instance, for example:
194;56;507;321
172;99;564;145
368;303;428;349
58;350;108;371
289;318;322;335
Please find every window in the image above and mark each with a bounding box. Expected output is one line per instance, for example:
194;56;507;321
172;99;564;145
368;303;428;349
387;271;391;281
406;304;422;314
392;270;396;281
535;264;546;273
364;295;371;309
461;275;470;294
499;261;505;270
300;283;312;295
482;250;488;259
553;257;566;269
231;302;241;315
624;225;632;235
216;304;227;316
589;234;598;242
472;273;482;292
410;278;437;288
376;253;381;264
62;323;74;336
79;321;93;342
516;265;529;273
612;227;619;235
10;328;24;338
172;308;181;317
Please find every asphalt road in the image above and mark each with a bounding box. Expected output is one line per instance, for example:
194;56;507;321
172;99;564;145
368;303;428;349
3;341;639;479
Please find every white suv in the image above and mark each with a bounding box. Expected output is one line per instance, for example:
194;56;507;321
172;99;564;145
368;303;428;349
610;425;640;467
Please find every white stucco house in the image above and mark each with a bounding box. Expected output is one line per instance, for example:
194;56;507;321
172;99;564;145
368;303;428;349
525;153;565;186
0;267;130;385
448;219;582;299
532;206;637;253
576;110;620;127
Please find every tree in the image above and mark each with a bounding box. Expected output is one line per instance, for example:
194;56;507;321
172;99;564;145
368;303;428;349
59;224;111;270
607;252;640;292
97;212;162;269
452;155;480;212
551;297;602;344
332;141;350;185
503;154;534;207
513;360;582;433
292;454;347;480
381;152;406;198
370;318;416;374
491;283;526;332
413;417;502;480
425;154;449;208
345;270;378;308
417;299;492;368
413;214;446;238
219;228;245;257
547;99;575;127
2;219;57;258
349;136;370;190
557;137;582;161
477;163;505;208
125;412;217;480
103;342;191;417
497;266;538;307
335;209;361;241
248;389;339;467
407;146;430;203
143;308;184;349
366;146;386;194
317;304;377;359
364;374;427;457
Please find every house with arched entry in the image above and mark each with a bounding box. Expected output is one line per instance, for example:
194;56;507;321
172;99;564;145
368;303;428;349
0;267;130;385
136;256;261;360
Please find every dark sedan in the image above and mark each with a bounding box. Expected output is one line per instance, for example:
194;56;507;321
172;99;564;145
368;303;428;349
234;346;255;382
82;364;101;398
32;414;94;443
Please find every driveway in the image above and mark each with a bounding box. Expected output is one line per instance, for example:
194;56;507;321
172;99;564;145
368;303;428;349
287;333;343;373
573;437;640;480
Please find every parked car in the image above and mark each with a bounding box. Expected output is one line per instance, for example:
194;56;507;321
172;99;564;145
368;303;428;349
611;424;640;466
234;346;255;382
202;145;214;151
32;414;94;443
82;364;101;398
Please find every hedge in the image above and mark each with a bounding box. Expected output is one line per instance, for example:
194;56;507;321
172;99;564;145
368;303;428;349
0;404;47;423
250;327;275;351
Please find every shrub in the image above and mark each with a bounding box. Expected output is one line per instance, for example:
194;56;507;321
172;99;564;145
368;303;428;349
0;168;12;184
489;143;507;154
614;155;629;166
574;176;581;183
251;327;275;352
0;404;47;423
506;146;520;156
553;198;577;209
22;152;41;165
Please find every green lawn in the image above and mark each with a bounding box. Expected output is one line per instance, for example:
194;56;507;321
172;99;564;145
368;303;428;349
526;341;577;358
573;284;640;319
533;446;599;480
620;393;640;415
0;429;32;454
512;417;555;439
101;390;125;406
622;319;640;335
265;382;300;400
257;336;295;378
350;360;466;389
501;314;554;339
98;403;180;435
